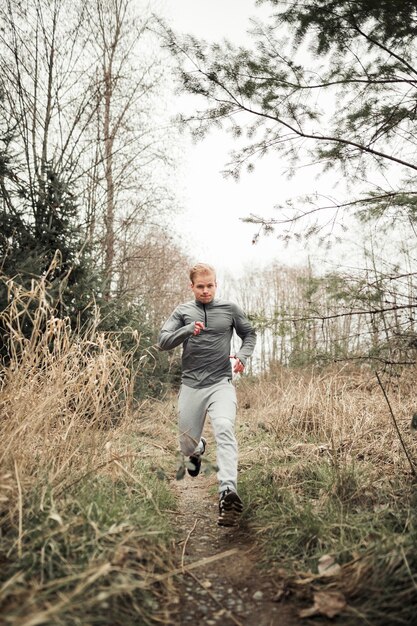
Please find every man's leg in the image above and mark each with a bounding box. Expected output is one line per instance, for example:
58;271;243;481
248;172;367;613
178;383;207;459
207;380;243;526
207;379;238;493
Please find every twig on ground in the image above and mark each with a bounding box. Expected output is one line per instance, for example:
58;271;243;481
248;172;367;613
152;548;239;582
181;518;198;573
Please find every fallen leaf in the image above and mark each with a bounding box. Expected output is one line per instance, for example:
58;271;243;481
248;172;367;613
299;590;347;619
318;554;342;577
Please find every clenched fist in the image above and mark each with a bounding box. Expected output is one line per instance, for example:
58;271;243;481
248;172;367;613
193;321;205;336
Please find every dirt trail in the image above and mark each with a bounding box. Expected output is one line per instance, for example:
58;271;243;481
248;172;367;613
169;472;303;626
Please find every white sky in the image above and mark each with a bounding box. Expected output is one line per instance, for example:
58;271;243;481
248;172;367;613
158;0;316;278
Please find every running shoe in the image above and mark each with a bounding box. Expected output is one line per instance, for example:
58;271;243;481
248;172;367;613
217;488;243;526
187;437;207;477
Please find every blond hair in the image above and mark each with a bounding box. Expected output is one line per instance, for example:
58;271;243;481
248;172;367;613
189;263;216;284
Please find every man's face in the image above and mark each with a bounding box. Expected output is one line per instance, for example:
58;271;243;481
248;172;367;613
190;271;217;304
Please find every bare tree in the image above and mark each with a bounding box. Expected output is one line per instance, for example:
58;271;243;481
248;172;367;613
162;1;417;367
0;0;98;210
80;0;178;299
1;0;182;319
117;227;191;328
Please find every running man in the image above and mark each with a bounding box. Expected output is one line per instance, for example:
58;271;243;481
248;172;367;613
158;263;256;526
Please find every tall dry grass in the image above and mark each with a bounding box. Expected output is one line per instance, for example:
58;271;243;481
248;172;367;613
236;363;417;624
1;278;136;502
238;363;417;476
0;277;177;625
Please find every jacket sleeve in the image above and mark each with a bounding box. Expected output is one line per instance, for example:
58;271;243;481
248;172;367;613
232;303;257;365
158;306;195;351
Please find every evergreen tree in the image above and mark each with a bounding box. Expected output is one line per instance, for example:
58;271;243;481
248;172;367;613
166;0;417;234
0;164;97;307
0;149;99;361
164;0;417;366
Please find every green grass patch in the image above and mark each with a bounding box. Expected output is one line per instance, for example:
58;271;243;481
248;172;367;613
0;462;177;626
240;458;417;625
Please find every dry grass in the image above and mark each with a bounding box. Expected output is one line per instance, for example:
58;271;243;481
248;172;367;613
2;274;417;625
238;363;417;475
1;279;137;509
0;278;178;625
235;363;417;624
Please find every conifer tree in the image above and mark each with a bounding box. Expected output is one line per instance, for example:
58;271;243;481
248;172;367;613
166;0;417;235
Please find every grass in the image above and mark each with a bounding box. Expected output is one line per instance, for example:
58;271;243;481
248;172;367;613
2;277;417;624
0;278;178;626
236;365;417;624
2;467;176;625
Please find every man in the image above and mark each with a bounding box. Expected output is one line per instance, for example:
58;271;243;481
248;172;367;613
158;263;256;526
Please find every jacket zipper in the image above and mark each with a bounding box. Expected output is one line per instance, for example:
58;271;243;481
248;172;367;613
203;304;207;327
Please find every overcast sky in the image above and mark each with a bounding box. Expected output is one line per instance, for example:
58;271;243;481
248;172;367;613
158;0;317;278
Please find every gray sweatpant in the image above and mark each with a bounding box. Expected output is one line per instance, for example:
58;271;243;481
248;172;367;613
178;378;238;493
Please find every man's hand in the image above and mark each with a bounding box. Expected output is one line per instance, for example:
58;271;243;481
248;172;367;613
230;355;244;374
193;321;205;336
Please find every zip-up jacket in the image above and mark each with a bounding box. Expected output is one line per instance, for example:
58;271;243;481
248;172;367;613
158;298;257;388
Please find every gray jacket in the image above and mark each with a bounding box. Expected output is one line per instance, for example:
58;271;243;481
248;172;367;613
158;298;256;388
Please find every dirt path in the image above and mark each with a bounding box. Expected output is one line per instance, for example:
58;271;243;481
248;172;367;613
169;472;304;626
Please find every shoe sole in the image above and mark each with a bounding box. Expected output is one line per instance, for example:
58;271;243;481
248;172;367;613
218;492;243;527
187;437;207;477
187;456;201;477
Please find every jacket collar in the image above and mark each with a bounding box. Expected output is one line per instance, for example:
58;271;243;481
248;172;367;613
194;298;217;308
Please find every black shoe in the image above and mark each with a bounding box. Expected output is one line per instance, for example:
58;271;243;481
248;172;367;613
218;488;243;527
187;437;206;477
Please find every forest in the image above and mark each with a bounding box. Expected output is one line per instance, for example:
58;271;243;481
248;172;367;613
1;1;417;625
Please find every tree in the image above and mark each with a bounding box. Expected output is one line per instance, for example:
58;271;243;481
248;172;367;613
162;0;417;367
0;0;100;325
0;0;100;202
0;165;99;362
115;227;191;326
1;0;180;301
0;0;187;394
165;0;417;240
79;0;179;300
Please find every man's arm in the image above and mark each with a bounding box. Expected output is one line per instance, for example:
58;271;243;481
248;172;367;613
158;306;196;351
231;303;257;367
